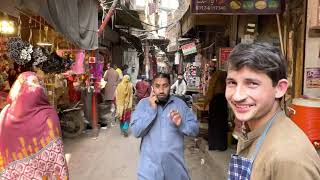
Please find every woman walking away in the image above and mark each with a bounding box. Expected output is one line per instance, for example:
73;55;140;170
0;72;69;179
204;70;229;151
115;75;133;137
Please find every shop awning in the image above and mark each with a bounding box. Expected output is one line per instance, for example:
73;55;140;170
119;30;143;53
1;0;99;50
115;7;144;30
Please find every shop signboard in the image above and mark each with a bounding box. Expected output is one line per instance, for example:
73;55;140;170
181;42;197;56
219;47;233;70
192;0;283;14
306;68;320;88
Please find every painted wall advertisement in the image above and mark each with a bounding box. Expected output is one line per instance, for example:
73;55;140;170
306;68;320;88
192;0;282;14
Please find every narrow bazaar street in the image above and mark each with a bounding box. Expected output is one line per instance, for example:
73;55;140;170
1;0;320;180
63;123;225;180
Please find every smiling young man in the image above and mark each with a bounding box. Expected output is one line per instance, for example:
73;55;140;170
130;73;199;180
226;43;320;180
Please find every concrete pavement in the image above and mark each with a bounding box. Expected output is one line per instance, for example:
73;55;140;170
63;124;226;180
63;127;140;180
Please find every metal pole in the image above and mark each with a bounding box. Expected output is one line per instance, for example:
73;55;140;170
276;14;285;55
98;0;119;36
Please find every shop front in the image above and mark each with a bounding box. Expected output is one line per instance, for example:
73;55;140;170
175;0;287;148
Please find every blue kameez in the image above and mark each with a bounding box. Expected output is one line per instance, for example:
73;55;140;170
131;96;199;180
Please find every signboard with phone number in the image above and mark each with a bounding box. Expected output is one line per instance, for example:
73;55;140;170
192;0;283;14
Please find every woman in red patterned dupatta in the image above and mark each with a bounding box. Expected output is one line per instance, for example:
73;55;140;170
0;72;69;179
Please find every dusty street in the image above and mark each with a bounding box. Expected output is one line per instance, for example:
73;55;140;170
63;124;223;180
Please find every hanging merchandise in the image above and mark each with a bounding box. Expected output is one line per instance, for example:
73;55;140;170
184;63;201;88
32;47;48;66
57;50;85;74
40;52;73;74
19;44;33;62
6;37;33;65
72;50;85;74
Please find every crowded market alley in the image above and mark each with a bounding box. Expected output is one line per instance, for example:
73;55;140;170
1;0;320;180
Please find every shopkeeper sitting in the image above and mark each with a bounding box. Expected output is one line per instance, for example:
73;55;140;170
171;74;187;102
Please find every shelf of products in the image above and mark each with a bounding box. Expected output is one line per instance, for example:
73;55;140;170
184;63;201;89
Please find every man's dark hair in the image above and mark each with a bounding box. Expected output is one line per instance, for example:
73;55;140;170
140;75;146;80
152;73;171;84
227;42;287;86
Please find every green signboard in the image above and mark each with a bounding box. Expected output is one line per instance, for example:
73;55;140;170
181;42;197;56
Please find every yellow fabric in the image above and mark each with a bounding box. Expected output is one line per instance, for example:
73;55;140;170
115;75;133;118
116;68;123;79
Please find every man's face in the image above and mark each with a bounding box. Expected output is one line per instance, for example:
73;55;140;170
225;66;281;123
153;77;170;102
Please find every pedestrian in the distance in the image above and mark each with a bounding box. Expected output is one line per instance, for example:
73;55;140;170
115;75;133;137
0;72;69;179
135;75;151;103
226;43;320;180
170;74;187;96
131;73;199;180
104;63;120;125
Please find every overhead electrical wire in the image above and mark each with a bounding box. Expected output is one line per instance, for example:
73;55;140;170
119;4;159;28
95;0;191;33
117;0;190;32
16;0;190;38
15;8;48;27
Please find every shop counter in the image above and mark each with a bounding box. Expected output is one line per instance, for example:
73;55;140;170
186;87;200;95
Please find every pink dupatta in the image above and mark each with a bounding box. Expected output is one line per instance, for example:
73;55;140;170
0;72;68;179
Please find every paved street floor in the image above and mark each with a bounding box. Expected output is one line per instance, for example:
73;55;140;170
63;123;224;180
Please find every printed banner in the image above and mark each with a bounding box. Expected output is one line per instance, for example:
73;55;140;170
306;68;320;88
181;42;197;56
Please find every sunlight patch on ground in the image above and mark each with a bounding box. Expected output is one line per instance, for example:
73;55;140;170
65;153;72;164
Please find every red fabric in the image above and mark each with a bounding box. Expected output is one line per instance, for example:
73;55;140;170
67;76;81;103
0;72;65;173
121;110;131;122
135;81;151;100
